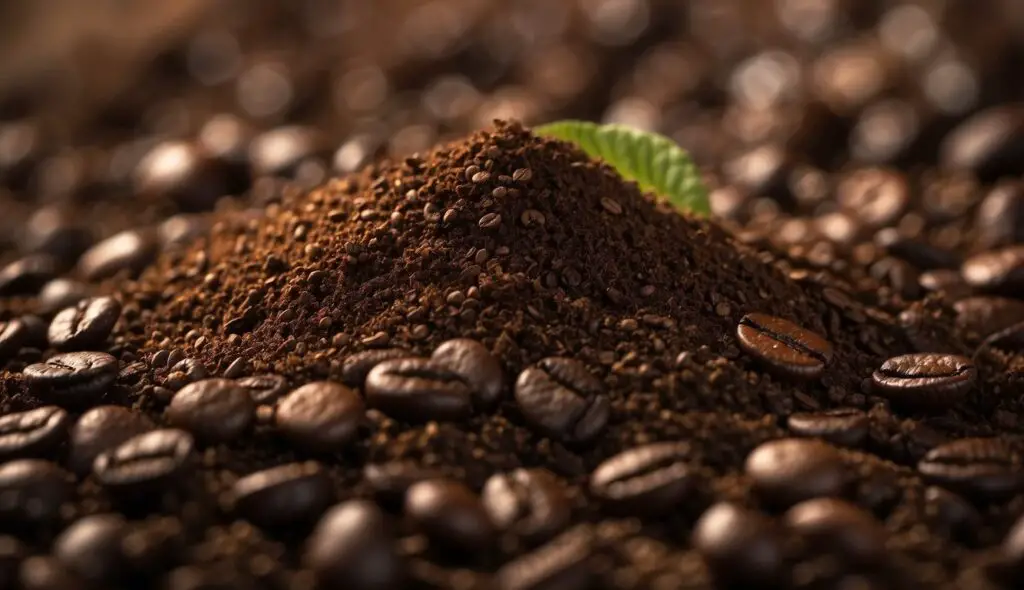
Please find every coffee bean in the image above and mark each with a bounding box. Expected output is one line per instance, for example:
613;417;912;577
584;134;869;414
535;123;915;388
0;459;72;527
53;514;128;584
976;181;1024;250
430;338;505;410
0;406;69;460
494;525;595;590
67;406;154;476
134;140;229;212
924;486;981;541
234;374;288;404
917;437;1024;500
304;500;407;590
248;125;321;178
37;279;91;317
405;478;495;555
364;461;444;509
0;318;29;362
962;246;1024;294
784;498;887;565
365;357;473;423
18;555;83;590
954;296;1024;341
231;462;334;528
786;408;869;448
47;296;121;350
23;351;118;405
166;379;255;444
1001;512;1024;581
92;429;195;495
76;229;158;281
0;255;57;296
836;167;908;228
339;348;411;388
589;442;697;516
881;236;961;271
736;313;833;379
275;381;363;452
871;353;976;410
0;536;24;590
514;357;609;445
745;438;848;507
692;502;786;587
482;468;570;543
940;105;1024;182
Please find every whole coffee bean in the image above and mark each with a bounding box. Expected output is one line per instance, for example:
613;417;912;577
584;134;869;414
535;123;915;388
745;438;848;507
18;555;83;590
23;351;118;405
494;525;595;590
954;296;1024;341
881;236;961;271
363;461;445;510
482;468;570;543
0;318;29;362
339;349;411;388
37;279;91;317
514;357;609;445
836;167;908;228
0;406;69;460
365;357;473;423
0;255;57;296
961;246;1024;294
249;125;321;178
786;408;869;448
166;379;255;444
76;229;158;281
692;502;786;588
47;296;121;350
589;442;697;516
53;514;127;584
68;405;154;475
940;105;1024;182
976;181;1024;250
871;353;976;410
134;140;229;212
231;462;334;528
92;429;195;494
0;536;24;590
304;500;407;590
784;498;887;565
275;381;363;452
736;313;833;379
924;486;981;541
917;438;1023;500
0;459;72;527
405;479;495;555
430;338;505;410
235;374;288;404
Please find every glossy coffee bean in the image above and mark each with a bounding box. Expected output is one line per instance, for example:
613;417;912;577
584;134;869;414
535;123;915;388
166;379;255;444
134;140;229;211
954;296;1024;341
1001;513;1024;580
92;429;195;495
339;348;411;388
976;181;1024;250
363;461;444;509
924;486;981;541
736;313;832;379
514;357;610;445
482;468;570;543
589;442;697;516
871;353;976;410
0;536;24;590
0;255;57;296
429;339;505;410
53;514;128;584
248;125;321;178
405;479;495;555
836;167;908;228
961;246;1024;295
692;502;785;588
940;105;1024;182
47;296;121;350
0;459;72;527
0;406;69;460
68;405;154;475
23;351;118;406
76;229;158;281
786;408;869;448
784;498;887;565
231;462;334;528
494;525;595;590
234;374;288;404
918;438;1024;500
275;381;363;452
0;319;29;362
745;438;848;507
304;500;407;590
36;279;91;317
365;357;473;423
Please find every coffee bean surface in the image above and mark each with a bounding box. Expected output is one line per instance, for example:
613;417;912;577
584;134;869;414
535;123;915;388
736;313;833;379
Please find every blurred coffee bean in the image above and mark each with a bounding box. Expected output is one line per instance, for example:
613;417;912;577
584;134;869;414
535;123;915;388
482;468;570;543
954;296;1024;341
92;429;195;496
589;442;697;516
68;405;154;476
962;245;1024;294
918;438;1024;501
0;255;57;296
23;351;119;407
37;279;91;317
47;296;121;350
235;374;288;404
870;257;921;300
53;513;128;585
363;461;444;510
231;462;334;528
159;214;209;250
745;438;848;507
812;42;890;115
918;269;971;300
405;479;495;555
19;555;83;590
786;408;869;448
0;536;24;590
248;125;321;178
784;498;887;565
0;318;29;363
22;207;92;265
429;338;505;410
514;357;610;445
333;134;382;175
692;502;786;588
976;181;1024;250
76;229;159;281
134;141;229;211
0;459;72;528
879;233;960;270
836;167;908;228
723;144;796;207
304;500;406;590
494;525;595;590
0;406;69;461
340;349;411;388
924;486;981;542
941;105;1024;182
365;357;474;423
275;381;363;452
166;379;255;444
850;99;919;164
0;121;42;191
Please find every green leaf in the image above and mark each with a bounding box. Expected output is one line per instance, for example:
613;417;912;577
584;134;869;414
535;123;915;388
533;120;709;216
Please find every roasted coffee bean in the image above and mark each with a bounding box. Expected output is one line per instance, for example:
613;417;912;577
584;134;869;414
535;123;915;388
275;381;363;452
165;379;255;444
231;462;334;528
234;374;288;404
924;486;981;541
163;357;209;390
47;296;121;350
0;459;72;527
363;461;445;509
494;525;595;590
405;478;495;554
0;406;69;460
482;468;570;543
836;167;908;228
745;438;848;507
976;181;1024;250
917;438;1024;500
0;255;57;296
513;357;609;445
76;229;158;281
37;279;91;317
0;536;23;590
0;318;29;362
365;357;473;423
786;408;869;448
134;140;229;212
871;353;976;410
954;296;1024;341
68;406;154;476
977;320;1024;352
589;442;697;516
22;351;118;405
1001;513;1024;580
692;502;786;588
736;313;833;379
249;125;321;178
784;498;887;565
961;246;1024;294
429;338;505;410
304;500;407;590
18;555;83;590
92;429;195;494
881;236;961;271
53;513;128;584
339;348;411;388
940;105;1024;182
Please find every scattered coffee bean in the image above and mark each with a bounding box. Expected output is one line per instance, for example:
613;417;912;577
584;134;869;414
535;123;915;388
482;468;570;543
872;353;976;410
304;500;407;590
692;502;786;587
365;357;473;423
18;555;82;590
0;459;72;527
363;461;445;509
736;313;833;379
745;438;848;507
429;338;505;410
92;429;195;495
1001;512;1024;581
0;536;24;590
0;255;57;296
924;486;981;541
786;408;869;448
36;279;91;317
22;351;118;405
514;357;609;445
76;230;158;281
0;319;29;362
784;497;887;565
940;105;1024;181
0;406;69;460
234;374;288;404
47;296;121;350
918;438;1024;500
165;379;255;444
494;525;595;590
67;406;154;476
53;513;128;585
589;442;697;516
405;478;495;555
954;296;1024;341
275;381;363;452
231;462;334;528
339;348;411;388
134;140;228;212
961;245;1024;294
